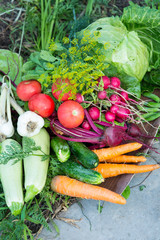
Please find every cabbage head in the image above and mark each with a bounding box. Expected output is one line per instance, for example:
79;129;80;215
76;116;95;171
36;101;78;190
77;17;149;97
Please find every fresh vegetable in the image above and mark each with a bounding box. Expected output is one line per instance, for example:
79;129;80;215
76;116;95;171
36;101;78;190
23;128;50;202
57;100;84;128
110;105;119;114
101;155;146;163
28;93;55;118
78;16;149;97
126;123;160;139
0;81;14;141
105;111;115;122
98;90;107;100
94;163;160;178
92;142;142;161
0;139;24;216
75;93;84;103
88;107;100;120
16;80;41;101
116;107;130;120
121;3;160;70
109;94;121;105
10;97;44;137
51;175;126;204
17;111;44;137
51;78;72;101
51;137;70;163
110;77;121;89
120;91;129;102
142;92;160;103
97;76;110;89
68;141;99;168
59;158;104;184
81;120;91;130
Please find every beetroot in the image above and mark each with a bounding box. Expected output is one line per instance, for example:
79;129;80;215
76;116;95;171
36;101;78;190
102;127;125;146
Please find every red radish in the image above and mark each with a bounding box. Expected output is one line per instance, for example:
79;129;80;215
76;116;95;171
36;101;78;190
52;78;72;101
110;94;121;105
110;105;119;114
120;91;128;102
97;76;110;90
16;80;41;101
88;107;100;120
75;93;84;103
98;90;107;100
57;100;84;128
82;120;91;130
28;93;55;118
116;107;130;120
115;117;124;123
110;77;121;89
105;111;115;122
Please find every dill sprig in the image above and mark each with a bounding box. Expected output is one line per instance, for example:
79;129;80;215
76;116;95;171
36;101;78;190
38;34;109;100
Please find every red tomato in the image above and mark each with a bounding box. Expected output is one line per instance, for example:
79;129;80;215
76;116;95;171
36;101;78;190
16;80;41;101
57;100;84;128
28;93;55;118
51;78;72;101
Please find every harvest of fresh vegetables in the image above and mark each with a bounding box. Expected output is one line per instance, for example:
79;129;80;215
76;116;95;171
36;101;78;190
1;1;160;239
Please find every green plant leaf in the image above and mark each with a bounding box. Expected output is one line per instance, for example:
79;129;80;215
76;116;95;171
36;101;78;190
121;2;160;69
122;185;131;199
0;49;23;85
40;50;58;62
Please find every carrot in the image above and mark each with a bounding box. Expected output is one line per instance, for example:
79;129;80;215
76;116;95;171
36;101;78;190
92;142;142;161
94;163;160;178
100;155;146;163
51;175;126;205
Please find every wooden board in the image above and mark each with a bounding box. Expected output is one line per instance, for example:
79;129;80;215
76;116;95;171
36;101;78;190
100;91;160;194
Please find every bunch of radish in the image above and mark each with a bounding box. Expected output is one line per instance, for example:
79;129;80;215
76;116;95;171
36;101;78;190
79;76;137;132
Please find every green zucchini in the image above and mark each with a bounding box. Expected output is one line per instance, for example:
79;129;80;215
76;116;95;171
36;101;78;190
59;158;104;185
67;141;99;168
51;137;70;163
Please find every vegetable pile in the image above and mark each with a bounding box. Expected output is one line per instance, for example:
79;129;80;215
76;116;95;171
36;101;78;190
0;2;160;239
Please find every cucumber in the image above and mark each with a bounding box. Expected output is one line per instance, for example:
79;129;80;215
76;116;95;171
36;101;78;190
68;141;99;168
59;158;104;185
51;137;70;163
